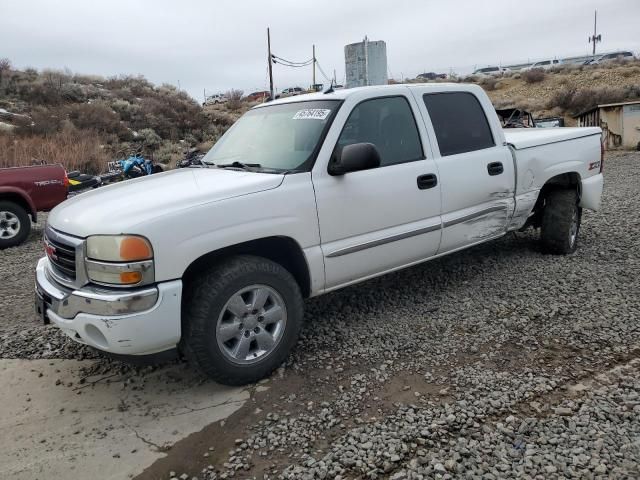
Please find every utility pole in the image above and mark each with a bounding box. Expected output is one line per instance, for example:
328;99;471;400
364;36;369;86
588;10;602;56
267;28;274;99
312;44;316;87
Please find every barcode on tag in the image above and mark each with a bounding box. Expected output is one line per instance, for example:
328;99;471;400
293;109;331;120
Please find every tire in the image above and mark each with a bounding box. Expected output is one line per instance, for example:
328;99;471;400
0;201;31;249
540;189;582;254
182;255;304;385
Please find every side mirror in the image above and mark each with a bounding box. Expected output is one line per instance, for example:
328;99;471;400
329;142;381;176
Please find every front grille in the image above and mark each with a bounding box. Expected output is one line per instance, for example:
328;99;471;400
45;234;77;280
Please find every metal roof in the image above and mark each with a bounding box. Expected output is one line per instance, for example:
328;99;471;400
574;99;640;118
597;100;640;108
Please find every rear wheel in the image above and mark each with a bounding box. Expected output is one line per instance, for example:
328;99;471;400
182;255;304;385
0;201;31;249
540;189;581;254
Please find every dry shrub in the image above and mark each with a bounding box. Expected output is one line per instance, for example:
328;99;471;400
135;128;162;149
480;77;498;91
155;140;184;165
226;89;244;111
522;69;546;83
29;106;65;135
548;84;640;114
0;129;110;173
67;102;122;135
621;66;640;77
134;92;206;140
549;86;578;111
205;107;238;127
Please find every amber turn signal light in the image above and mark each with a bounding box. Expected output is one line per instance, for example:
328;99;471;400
119;237;153;261
119;271;143;284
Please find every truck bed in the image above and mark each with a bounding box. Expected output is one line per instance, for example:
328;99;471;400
504;127;602;149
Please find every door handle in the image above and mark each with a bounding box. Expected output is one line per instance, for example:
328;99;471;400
417;174;438;190
487;162;504;176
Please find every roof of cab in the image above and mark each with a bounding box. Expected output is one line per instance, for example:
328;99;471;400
253;83;466;108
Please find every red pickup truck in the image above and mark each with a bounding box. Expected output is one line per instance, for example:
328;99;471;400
0;165;68;248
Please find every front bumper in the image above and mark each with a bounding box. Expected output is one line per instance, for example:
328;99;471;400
35;257;182;355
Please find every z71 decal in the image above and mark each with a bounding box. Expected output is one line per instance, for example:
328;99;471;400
589;161;601;171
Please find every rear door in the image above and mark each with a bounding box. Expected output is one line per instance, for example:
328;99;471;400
414;88;515;253
312;92;442;290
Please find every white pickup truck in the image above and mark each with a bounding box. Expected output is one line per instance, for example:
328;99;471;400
35;84;604;385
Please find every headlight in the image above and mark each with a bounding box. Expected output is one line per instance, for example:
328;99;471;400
85;235;154;287
87;235;153;262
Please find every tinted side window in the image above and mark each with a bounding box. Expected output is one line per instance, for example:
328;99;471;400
336;96;423;166
423;92;495;156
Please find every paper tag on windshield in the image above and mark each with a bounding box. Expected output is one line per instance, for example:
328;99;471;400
293;109;331;120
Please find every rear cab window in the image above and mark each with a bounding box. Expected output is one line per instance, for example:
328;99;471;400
422;92;495;156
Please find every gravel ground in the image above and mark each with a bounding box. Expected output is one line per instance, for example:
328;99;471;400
2;152;639;479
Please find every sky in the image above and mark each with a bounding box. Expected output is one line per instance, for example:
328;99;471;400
1;0;639;102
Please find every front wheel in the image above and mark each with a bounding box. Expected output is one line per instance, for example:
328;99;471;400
182;255;304;385
540;189;582;254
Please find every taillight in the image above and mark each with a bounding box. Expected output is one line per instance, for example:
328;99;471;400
600;140;605;173
63;171;70;188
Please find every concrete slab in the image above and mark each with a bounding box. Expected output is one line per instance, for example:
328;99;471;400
0;359;249;480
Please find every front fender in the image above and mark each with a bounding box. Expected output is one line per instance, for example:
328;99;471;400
0;186;37;219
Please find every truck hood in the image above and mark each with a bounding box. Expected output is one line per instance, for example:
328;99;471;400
48;168;284;237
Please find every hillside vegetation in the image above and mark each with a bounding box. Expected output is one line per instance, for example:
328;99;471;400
469;60;640;124
1;58;639;174
0;60;249;173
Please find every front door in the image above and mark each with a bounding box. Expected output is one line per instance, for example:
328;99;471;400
312;93;442;290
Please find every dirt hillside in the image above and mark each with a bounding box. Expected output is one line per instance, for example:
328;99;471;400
483;61;640;124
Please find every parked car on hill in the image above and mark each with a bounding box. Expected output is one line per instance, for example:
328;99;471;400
584;51;635;65
204;93;227;105
36;84;604;385
276;87;304;99
472;66;511;76
0;165;68;248
245;91;271;103
524;59;562;70
417;72;447;80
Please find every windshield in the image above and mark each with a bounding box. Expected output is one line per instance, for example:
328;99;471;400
201;100;341;172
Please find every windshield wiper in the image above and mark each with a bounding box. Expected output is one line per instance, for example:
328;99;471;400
216;161;262;170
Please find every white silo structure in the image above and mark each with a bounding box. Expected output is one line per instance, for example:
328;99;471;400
345;37;388;88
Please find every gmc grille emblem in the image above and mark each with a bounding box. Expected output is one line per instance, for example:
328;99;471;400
44;240;58;261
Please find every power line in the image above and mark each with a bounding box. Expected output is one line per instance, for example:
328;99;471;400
272;59;313;68
271;54;314;67
314;60;332;83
